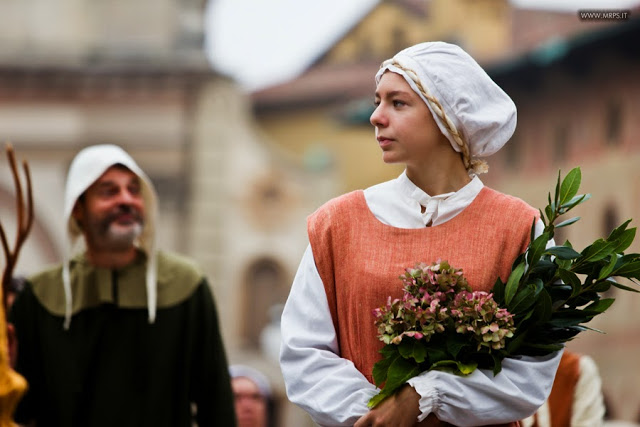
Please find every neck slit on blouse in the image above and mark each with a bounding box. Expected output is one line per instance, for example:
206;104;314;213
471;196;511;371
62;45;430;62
357;187;488;233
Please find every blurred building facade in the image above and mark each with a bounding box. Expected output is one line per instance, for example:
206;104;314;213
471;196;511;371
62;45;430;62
252;0;640;423
2;0;640;426
0;1;330;425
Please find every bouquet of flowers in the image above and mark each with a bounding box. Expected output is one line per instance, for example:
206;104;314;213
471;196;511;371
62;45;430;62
368;167;640;408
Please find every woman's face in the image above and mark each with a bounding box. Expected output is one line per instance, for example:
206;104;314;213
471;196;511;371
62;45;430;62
232;377;268;427
370;71;446;168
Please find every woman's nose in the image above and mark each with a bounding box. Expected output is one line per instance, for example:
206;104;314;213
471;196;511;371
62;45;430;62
370;105;386;127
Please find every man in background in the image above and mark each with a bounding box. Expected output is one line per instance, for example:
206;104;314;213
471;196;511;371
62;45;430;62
10;144;236;426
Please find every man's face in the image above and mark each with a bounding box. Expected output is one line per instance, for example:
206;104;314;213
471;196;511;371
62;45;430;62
73;165;145;252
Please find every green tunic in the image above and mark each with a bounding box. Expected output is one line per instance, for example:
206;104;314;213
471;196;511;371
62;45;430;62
10;251;236;427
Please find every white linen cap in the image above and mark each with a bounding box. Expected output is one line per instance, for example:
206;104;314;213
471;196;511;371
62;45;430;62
375;41;516;174
62;144;158;329
229;364;272;398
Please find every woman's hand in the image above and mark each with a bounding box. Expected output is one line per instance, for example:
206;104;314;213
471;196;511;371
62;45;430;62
354;384;449;427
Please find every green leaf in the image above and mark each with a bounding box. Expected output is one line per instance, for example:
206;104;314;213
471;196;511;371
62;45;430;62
385;357;421;389
424;345;449;365
584;298;615;313
558;168;581;206
431;359;478;376
557;269;581;295
580;240;616;263
505;262;526;305
368;391;390;408
568;292;601;309
530;219;537;251
547;315;588;328
554;171;561;212
591;281;612;293
385;356;422;392
492;278;505;305
559;193;591;210
609;280;640;293
520;342;565;352
576;324;605;334
598;255;619;280
539;208;547;228
445;334;469;359
491;354;503;376
528;232;551;267
545;205;554;225
546;246;581;260
369;354;422;407
555;217;581;228
398;338;427;363
607;219;632;241
530;259;558;281
610;228;636;254
611;261;640;279
508;282;540;314
555;256;571;270
505;329;528;354
532;289;553;323
372;345;400;386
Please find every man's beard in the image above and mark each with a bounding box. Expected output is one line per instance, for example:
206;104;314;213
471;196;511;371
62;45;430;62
86;206;144;252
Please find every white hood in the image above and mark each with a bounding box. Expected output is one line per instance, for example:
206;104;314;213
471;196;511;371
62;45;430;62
62;144;158;329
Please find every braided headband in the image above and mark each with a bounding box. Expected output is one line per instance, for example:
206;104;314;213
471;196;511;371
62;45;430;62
379;59;489;175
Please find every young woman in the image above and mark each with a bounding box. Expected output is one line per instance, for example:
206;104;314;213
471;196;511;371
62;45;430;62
280;42;562;427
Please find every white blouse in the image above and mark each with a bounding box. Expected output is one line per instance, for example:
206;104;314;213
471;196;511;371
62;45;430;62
280;171;562;427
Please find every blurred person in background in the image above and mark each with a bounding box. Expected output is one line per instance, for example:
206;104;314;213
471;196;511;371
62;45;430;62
230;365;274;427
522;350;605;426
9;144;236;427
279;41;562;426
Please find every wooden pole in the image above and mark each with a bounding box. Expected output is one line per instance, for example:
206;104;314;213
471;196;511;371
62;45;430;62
0;144;30;426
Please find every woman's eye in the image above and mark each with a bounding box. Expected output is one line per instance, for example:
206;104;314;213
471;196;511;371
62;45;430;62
393;100;405;107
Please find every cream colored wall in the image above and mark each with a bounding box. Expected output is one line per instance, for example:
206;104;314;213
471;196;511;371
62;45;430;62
323;0;511;65
324;3;435;64
0;0;202;61
258;110;403;193
455;0;511;61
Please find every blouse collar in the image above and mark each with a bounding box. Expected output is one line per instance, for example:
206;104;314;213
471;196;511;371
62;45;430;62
395;170;484;226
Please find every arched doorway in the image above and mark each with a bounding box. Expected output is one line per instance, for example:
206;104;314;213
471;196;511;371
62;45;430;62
240;257;289;352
